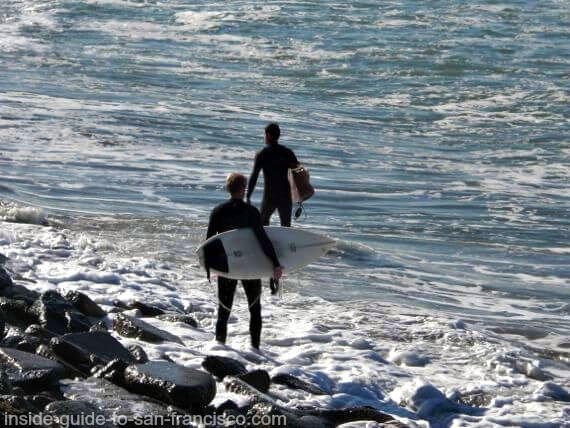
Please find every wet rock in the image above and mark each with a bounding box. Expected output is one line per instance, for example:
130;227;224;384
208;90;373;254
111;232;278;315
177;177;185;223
271;373;328;396
247;402;334;428
61;377;190;427
0;297;39;327
46;400;118;428
89;321;108;333
127;345;148;364
536;382;570;402
308;406;396;425
65;290;106;318
0;266;13;289
50;331;136;375
0;369;12;394
202;355;247;379
0;282;39;304
113;313;183;345
157;313;198;328
405;383;484;420
0;347;65;392
65;310;94;333
454;390;493;407
113;300;165;317
30;291;93;335
160;353;175;363
236;370;270;393
224;375;273;403
0;315;4;340
123;361;216;412
25;324;57;341
0;394;42;415
91;359;129;385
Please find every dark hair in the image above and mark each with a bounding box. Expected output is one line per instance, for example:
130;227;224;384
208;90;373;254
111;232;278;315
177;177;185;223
226;173;247;194
265;123;280;140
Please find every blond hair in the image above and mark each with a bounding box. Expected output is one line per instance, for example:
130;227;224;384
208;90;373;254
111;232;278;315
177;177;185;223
225;173;247;194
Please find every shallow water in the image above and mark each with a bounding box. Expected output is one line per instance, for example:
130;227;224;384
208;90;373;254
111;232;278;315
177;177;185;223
0;0;569;425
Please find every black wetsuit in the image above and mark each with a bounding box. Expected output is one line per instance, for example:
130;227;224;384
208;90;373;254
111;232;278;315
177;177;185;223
206;198;280;349
247;143;299;227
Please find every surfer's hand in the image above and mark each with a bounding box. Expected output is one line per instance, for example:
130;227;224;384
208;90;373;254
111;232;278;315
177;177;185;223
273;266;283;281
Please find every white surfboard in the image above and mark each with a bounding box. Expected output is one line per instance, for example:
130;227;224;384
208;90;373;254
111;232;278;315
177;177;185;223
196;227;336;280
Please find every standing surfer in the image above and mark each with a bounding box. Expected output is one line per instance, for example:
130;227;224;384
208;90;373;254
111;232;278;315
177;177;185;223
207;173;282;350
246;123;299;293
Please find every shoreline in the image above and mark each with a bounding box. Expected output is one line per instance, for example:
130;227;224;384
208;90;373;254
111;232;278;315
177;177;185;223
0;216;568;426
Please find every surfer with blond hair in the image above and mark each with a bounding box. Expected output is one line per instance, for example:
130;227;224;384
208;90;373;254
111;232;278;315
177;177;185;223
206;172;282;349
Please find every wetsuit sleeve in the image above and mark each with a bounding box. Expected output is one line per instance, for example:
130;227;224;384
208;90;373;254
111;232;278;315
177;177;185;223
206;208;218;239
250;207;280;267
246;152;262;200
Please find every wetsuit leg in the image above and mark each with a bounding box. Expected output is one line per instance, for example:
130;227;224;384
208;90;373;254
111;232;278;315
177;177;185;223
276;200;293;227
242;279;262;349
216;276;237;344
260;198;276;226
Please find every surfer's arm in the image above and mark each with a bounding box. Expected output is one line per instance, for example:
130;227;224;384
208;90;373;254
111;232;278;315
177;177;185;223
246;153;261;202
206;209;218;239
250;209;280;267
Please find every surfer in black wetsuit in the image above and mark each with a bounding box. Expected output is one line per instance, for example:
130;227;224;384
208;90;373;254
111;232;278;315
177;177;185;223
207;173;282;350
246;123;298;293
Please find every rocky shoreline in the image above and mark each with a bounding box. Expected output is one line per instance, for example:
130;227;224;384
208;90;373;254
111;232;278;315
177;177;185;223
0;261;408;427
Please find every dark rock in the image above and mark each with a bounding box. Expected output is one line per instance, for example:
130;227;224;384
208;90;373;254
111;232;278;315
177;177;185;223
0;347;65;375
157;313;198;328
123;361;216;412
0;266;13;289
160;353;175;363
0;312;4;339
50;332;136;375
216;399;240;414
537;382;570;402
89;321;108;333
0;283;39;304
0;254;7;266
202;355;247;379
61;377;190;427
454;390;493;407
0;297;39;327
224;376;274;403
65;291;106;318
247;402;334;428
0;394;42;416
25;324;57;341
308;406;396;425
91;359;129;385
271;373;329;395
2;332;43;353
0;369;12;394
127;345;148;364
65;310;93;333
113;313;183;345
0;347;66;391
113;300;166;317
46;400;118;428
128;301;165;317
30;291;93;335
236;370;270;393
35;344;58;361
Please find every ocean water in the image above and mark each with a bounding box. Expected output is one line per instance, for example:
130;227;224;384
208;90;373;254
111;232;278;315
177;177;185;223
1;0;569;426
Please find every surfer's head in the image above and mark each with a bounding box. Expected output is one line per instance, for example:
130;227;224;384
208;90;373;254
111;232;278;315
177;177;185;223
264;123;280;145
226;172;247;199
